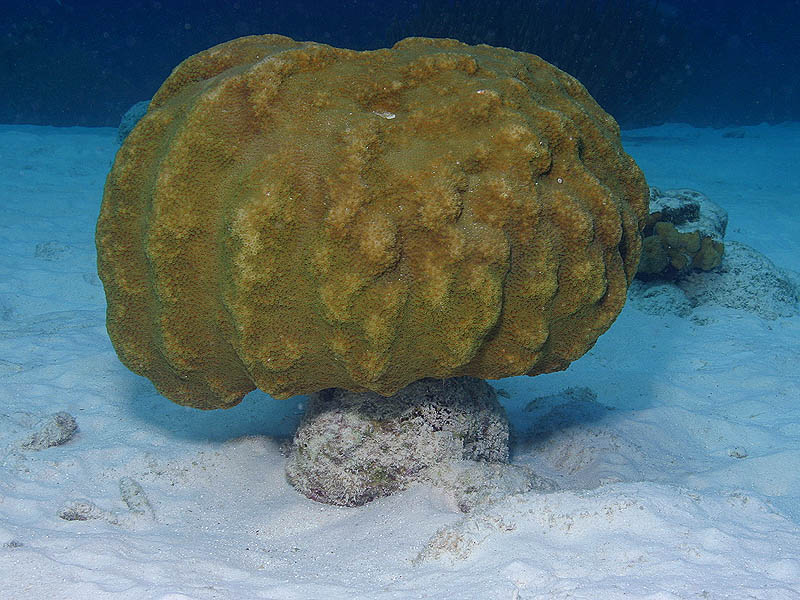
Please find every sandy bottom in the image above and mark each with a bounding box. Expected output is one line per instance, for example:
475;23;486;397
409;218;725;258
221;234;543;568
1;122;798;599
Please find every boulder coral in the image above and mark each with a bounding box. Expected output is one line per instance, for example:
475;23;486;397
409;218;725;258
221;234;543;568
96;35;649;409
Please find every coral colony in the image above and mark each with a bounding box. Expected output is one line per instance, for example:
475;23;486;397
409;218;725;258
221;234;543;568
96;35;648;505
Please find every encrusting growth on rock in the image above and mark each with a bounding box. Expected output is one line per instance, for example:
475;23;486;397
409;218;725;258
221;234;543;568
287;377;509;506
96;34;648;409
286;377;558;508
636;188;726;281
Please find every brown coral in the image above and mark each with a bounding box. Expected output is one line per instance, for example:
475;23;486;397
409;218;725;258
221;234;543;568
638;217;724;280
96;35;649;409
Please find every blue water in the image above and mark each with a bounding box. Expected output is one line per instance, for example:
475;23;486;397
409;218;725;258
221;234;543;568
2;0;798;129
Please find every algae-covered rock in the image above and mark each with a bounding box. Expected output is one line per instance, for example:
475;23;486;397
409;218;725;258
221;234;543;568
116;100;149;143
638;220;724;280
647;187;727;241
285;377;510;506
637;188;726;281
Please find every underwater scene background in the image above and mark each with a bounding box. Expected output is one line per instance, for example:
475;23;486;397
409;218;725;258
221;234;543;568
2;0;799;128
1;1;800;598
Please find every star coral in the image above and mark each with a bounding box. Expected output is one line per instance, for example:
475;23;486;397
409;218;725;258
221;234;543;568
96;35;649;409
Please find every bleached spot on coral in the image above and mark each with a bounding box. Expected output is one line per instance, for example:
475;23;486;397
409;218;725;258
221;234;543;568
372;110;396;119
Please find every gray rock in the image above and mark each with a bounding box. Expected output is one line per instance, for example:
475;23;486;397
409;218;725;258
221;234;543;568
678;241;799;319
286;377;511;507
117;100;150;143
34;241;72;261
18;412;77;450
649;187;728;241
59;477;155;527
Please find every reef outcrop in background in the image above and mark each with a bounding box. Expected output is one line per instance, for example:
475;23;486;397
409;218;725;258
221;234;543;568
96;35;648;409
637;188;726;281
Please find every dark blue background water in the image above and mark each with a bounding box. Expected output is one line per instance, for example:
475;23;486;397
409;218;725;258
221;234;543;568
2;0;798;129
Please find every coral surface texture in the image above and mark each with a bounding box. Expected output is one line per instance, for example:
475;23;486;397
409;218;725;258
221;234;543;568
96;34;649;409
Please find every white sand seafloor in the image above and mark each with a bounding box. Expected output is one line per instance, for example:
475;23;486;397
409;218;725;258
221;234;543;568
0;121;799;600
